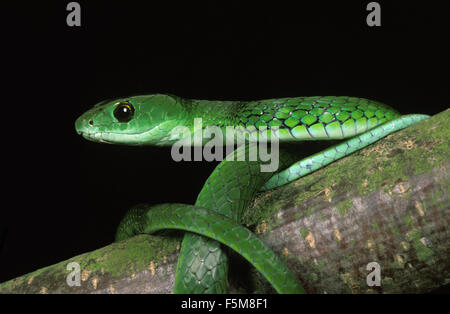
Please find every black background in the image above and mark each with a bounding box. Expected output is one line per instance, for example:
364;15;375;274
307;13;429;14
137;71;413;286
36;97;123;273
1;1;449;285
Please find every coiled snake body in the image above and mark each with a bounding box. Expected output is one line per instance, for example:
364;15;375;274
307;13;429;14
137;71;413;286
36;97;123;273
75;94;428;293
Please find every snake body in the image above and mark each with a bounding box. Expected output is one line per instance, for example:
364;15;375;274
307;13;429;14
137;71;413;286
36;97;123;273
75;94;428;293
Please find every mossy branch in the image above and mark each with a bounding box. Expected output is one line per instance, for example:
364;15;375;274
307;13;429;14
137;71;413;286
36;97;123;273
1;109;449;294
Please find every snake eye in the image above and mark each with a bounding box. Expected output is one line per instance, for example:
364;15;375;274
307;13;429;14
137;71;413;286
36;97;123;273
113;102;135;122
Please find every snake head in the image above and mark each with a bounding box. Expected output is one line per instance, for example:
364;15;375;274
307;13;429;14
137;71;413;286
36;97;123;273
75;94;189;146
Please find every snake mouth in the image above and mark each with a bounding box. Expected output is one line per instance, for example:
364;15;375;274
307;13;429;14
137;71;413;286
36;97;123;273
77;125;172;146
78;131;115;144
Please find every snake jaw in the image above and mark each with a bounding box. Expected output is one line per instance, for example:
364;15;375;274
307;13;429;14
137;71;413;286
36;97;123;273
76;120;185;146
77;130;114;144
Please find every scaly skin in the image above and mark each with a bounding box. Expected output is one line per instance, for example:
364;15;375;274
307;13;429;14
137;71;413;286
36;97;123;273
75;94;429;293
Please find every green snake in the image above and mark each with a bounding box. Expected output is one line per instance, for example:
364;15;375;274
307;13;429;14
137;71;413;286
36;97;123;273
75;94;428;293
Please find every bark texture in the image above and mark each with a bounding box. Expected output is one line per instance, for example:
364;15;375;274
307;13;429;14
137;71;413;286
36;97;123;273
1;109;448;294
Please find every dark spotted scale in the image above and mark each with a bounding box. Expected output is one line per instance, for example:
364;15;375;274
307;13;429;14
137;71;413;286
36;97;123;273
236;96;400;140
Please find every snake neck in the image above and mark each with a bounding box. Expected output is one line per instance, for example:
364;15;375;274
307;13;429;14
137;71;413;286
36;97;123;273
183;98;245;127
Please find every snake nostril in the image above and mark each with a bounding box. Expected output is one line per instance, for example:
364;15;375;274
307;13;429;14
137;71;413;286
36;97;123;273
89;119;94;126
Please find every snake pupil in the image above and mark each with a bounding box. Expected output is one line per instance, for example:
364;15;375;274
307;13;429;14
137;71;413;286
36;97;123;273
113;102;135;122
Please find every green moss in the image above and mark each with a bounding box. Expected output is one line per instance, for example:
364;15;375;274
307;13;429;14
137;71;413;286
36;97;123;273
406;229;435;265
340;273;359;293
430;189;442;207
338;200;352;216
381;277;401;293
378;244;386;255
310;273;319;282
300;228;310;239
0;234;181;292
294;211;304;220
390;253;408;269
314;260;325;271
79;234;179;277
391;225;402;239
404;215;413;228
